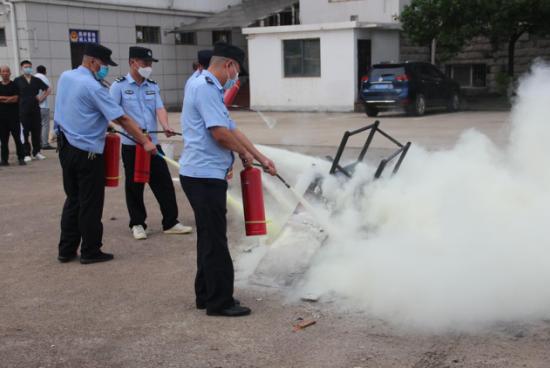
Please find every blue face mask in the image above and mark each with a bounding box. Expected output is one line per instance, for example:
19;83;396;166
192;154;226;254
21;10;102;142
23;67;33;75
95;65;109;80
224;78;237;90
223;63;239;90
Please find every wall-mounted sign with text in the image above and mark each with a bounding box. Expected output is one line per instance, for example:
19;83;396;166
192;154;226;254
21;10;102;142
69;29;99;44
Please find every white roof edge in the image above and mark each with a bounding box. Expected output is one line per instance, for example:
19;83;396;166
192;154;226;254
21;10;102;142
243;21;401;35
243;21;359;35
358;22;403;30
12;0;212;17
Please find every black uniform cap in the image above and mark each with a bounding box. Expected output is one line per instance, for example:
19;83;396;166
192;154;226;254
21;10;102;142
84;44;117;66
198;49;213;68
212;42;247;76
129;46;159;62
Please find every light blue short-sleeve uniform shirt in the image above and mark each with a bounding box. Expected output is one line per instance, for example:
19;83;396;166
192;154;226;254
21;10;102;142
54;66;125;154
184;69;201;97
179;70;236;180
109;73;164;145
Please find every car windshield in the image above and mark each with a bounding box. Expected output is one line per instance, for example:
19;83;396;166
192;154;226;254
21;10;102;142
369;67;405;82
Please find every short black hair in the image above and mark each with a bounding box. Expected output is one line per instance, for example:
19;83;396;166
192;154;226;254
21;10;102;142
20;60;32;67
36;65;46;74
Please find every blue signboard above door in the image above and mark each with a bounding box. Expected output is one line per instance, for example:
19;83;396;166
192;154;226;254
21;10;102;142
69;29;99;44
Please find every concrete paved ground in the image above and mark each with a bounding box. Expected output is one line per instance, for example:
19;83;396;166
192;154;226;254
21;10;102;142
2;110;550;368
164;109;511;150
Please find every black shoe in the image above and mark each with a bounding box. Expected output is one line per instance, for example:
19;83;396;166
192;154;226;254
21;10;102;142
0;161;9;166
197;298;240;310
18;159;26;166
57;253;77;263
42;145;56;150
206;304;251;317
80;251;114;264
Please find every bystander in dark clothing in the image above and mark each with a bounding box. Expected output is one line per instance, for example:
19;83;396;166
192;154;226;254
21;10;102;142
14;64;49;160
0;68;25;165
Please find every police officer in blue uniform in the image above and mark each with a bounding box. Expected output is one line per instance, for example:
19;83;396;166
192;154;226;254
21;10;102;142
179;42;277;317
110;46;192;240
184;49;213;96
54;44;157;264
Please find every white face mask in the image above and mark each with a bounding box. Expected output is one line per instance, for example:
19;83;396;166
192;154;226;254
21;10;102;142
138;66;153;79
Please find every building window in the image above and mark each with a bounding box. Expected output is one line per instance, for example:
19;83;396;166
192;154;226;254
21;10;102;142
472;64;487;87
175;32;196;45
136;26;160;44
446;64;487;88
264;14;280;27
262;9;295;26
0;28;6;47
283;38;321;77
250;3;300;27
212;30;232;44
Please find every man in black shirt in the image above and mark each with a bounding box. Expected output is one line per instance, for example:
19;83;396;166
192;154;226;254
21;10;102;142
0;65;25;166
13;60;51;161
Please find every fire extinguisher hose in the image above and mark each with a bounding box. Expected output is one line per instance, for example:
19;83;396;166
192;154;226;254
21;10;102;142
252;163;290;188
109;128;243;213
156;151;243;214
147;130;183;136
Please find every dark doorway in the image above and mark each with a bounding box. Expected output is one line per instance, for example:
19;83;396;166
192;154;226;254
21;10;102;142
357;39;371;91
70;43;86;69
69;29;99;69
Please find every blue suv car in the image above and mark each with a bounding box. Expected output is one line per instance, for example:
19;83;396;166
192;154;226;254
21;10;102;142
360;62;461;117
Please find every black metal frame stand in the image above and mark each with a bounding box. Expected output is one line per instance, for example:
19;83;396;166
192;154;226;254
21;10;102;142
327;120;411;179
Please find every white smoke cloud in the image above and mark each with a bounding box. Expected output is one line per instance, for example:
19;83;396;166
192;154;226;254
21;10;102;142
236;62;550;332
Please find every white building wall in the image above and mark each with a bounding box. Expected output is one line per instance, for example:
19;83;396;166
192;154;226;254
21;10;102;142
247;25;356;111
0;12;15;69
0;1;246;110
300;0;403;24
76;0;240;13
356;29;400;64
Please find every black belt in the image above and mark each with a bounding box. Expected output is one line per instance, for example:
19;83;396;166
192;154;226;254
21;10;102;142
57;132;102;159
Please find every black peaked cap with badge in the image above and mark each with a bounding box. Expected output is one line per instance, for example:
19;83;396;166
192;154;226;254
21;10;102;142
212;42;247;76
129;46;159;62
84;44;118;66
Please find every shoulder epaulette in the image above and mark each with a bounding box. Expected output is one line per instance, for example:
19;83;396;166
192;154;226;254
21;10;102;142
146;78;157;84
114;76;126;83
204;76;214;85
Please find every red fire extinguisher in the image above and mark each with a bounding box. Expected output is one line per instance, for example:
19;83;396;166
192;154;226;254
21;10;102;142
104;129;121;187
240;166;267;236
224;79;241;107
134;132;151;183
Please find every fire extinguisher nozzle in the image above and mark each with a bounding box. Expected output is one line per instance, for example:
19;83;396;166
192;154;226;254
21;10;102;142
276;174;291;189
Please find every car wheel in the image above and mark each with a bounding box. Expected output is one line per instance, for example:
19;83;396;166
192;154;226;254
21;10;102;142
365;104;379;117
408;94;426;116
447;92;460;112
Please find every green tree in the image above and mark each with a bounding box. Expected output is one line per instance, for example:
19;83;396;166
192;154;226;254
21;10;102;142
399;0;482;62
400;0;550;76
479;0;550;76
